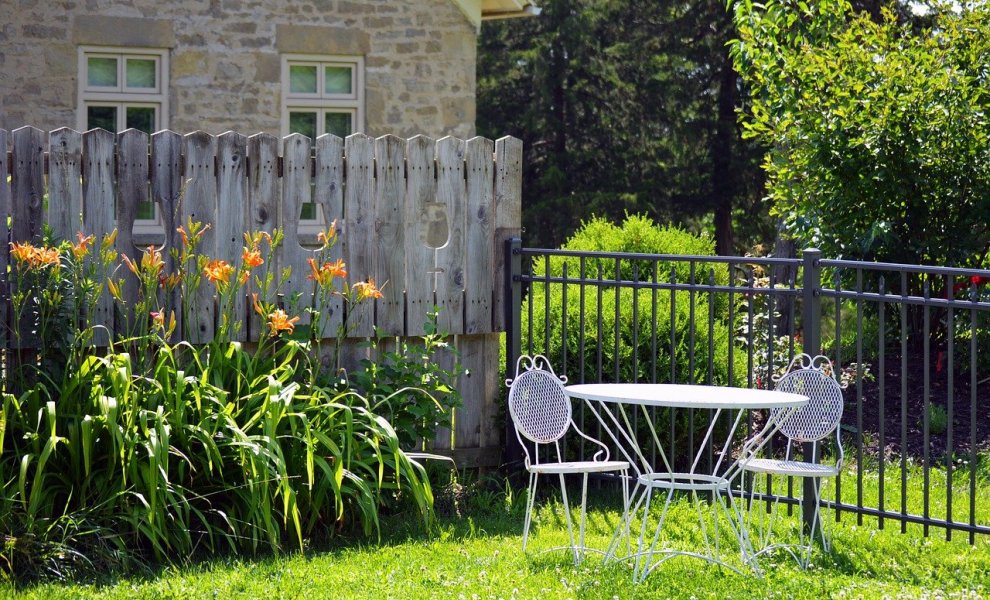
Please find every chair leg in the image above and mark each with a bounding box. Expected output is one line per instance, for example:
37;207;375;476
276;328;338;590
558;473;579;564
522;471;539;552
603;471;632;562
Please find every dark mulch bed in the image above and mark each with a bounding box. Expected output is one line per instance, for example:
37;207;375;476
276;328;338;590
844;348;990;461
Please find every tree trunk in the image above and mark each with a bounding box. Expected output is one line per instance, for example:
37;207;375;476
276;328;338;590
711;47;737;256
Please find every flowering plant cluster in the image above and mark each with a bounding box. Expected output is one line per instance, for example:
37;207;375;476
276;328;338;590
0;220;430;582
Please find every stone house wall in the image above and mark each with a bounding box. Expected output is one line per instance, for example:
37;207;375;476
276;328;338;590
0;0;478;138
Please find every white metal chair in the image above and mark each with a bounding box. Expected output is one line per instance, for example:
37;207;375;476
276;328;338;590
739;353;845;568
506;355;630;564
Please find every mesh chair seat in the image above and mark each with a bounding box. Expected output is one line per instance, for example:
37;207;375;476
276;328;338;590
741;457;839;477
529;460;629;475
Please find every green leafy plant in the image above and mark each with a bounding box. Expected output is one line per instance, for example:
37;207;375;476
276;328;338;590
347;311;464;450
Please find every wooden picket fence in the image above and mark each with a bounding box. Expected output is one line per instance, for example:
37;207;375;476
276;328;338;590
0;126;522;466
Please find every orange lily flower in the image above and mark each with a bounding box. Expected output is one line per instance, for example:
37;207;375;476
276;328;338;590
72;232;95;260
353;278;384;301
267;308;300;336
204;259;235;287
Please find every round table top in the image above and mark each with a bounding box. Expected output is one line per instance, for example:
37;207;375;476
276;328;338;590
564;383;807;409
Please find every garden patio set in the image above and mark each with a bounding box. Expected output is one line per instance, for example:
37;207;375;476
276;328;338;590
506;352;845;582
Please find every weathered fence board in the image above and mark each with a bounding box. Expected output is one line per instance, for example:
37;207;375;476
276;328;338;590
82;129;116;343
280;133;314;328
0;127;522;466
12;127;44;245
47;129;83;242
465;137;495;334
405;135;437;336
151;130;183;341
117;129;149;334
246;132;279;341
436;137;466;336
217;131;249;342
374;135;406;335
344;134;375;338
314;134;345;338
182;131;218;343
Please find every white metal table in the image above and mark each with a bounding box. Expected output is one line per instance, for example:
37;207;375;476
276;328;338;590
564;383;807;580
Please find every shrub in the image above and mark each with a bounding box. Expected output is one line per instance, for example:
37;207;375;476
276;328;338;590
525;214;739;386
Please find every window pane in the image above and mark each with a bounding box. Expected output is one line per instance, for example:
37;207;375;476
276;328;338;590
126;106;156;134
136;200;156;220
324;66;352;95
289;65;318;94
300;202;317;221
87;57;118;87
325;112;352;138
126;58;156;89
87;105;117;131
289;111;317;140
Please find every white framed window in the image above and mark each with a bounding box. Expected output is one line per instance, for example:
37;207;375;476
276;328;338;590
77;47;169;235
281;54;364;230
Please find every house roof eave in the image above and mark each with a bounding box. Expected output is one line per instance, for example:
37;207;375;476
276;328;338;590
450;0;541;29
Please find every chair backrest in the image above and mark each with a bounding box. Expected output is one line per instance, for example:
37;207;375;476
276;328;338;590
506;355;571;445
772;354;845;443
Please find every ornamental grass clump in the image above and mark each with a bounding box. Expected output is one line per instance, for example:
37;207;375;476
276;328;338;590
0;222;436;583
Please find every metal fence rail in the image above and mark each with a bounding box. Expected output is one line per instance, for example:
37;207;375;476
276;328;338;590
505;240;990;542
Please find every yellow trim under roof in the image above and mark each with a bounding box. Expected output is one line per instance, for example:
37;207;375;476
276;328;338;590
452;0;540;28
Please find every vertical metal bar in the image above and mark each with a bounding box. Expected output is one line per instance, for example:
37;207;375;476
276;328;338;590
651;261;658;384
504;238;523;467
969;283;978;544
631;262;640;452
543;255;551;358
945;274;954;541
707;269;716;385
801;248;822;532
561;262;569;372
856;269;864;524
632;263;640;383
613;257;621;382
579;257;586;384
831;268;844;522
789;266;798;362
689;261;697;380
688;261;697;464
878;275;886;529
651;261;659;467
596;262;604;382
526;256;534;356
671;266;678;384
923;277;931;538
900;271;908;534
707;269;716;474
728;265;736;390
563;262;577;461
747;269;755;390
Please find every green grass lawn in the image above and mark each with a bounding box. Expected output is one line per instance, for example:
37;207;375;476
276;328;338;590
6;475;989;600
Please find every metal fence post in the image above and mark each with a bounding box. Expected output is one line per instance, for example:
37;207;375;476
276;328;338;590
504;237;523;468
801;247;822;533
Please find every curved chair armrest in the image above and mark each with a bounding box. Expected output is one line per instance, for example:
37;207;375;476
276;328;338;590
570;420;612;462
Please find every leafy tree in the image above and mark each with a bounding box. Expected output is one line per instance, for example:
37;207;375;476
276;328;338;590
731;0;990;269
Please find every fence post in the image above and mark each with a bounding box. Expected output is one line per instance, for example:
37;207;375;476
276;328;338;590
504;237;523;468
801;247;822;533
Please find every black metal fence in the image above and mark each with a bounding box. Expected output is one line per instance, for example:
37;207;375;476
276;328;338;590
505;240;990;542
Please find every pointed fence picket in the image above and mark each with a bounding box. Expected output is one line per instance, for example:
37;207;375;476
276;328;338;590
0;126;521;466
